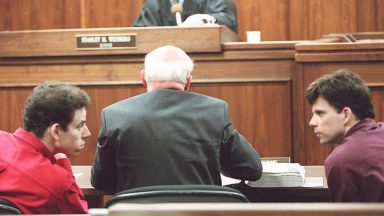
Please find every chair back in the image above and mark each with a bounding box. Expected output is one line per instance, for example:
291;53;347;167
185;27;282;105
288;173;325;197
105;185;249;207
0;199;22;215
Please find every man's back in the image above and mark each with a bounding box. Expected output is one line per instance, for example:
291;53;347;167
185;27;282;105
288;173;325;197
91;89;261;193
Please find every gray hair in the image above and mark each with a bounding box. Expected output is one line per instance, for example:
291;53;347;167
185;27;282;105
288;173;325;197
144;45;194;83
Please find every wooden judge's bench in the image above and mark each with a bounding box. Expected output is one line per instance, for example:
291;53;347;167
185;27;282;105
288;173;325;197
1;27;384;206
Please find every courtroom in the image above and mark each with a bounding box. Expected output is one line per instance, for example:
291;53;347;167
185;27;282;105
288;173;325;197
0;0;384;215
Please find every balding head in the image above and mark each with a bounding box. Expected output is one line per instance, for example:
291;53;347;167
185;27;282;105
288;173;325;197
143;45;194;84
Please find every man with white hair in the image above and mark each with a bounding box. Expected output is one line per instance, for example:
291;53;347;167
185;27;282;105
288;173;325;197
91;45;262;194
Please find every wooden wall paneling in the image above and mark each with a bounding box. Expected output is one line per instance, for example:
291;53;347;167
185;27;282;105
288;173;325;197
0;0;6;30
2;0;82;30
192;82;292;158
302;0;383;40
289;0;359;40
371;88;384;124
62;0;83;29
356;0;379;32
288;0;309;40
80;0;144;28
0;0;143;31
236;0;290;41
291;63;307;164
305;0;357;40
0;62;144;87
377;0;384;31
0;87;31;132
191;43;295;159
236;0;384;41
191;59;293;82
192;66;292;157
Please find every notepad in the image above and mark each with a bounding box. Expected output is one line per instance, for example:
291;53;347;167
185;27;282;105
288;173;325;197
303;177;324;187
74;173;83;179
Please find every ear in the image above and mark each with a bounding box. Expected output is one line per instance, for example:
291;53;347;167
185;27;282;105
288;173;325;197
50;123;61;141
342;107;353;125
184;75;192;91
141;70;147;87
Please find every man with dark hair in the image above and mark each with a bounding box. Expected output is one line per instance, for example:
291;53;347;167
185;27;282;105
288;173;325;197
305;69;384;202
132;0;238;33
0;81;91;214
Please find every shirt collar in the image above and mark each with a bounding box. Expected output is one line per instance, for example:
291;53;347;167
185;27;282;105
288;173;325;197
13;128;56;163
344;118;378;138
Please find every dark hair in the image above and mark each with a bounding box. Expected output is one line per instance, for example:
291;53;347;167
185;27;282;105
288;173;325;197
23;81;90;138
304;69;375;120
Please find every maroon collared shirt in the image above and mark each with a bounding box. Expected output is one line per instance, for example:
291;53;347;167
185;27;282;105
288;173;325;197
325;118;384;202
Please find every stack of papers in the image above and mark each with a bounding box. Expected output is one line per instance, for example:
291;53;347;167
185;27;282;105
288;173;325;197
247;162;305;187
220;174;242;186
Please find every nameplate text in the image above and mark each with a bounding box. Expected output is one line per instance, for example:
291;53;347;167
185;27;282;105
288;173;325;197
76;34;136;50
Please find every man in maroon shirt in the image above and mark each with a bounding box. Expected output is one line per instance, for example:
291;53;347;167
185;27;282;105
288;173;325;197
0;81;90;213
305;69;384;202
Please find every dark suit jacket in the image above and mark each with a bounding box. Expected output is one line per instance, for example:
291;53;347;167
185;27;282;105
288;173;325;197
91;89;262;194
132;0;238;33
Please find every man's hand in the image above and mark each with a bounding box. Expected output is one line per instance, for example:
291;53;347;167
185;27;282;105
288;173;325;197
54;153;68;159
181;14;217;26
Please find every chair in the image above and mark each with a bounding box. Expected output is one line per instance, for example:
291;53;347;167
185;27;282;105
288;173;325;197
105;184;249;207
0;198;22;215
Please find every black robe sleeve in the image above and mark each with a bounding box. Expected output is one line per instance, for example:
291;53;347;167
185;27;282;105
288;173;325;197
204;0;238;33
132;0;176;27
132;0;238;33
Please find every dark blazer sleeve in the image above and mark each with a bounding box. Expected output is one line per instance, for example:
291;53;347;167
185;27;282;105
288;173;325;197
205;0;238;32
219;103;263;181
90;109;118;194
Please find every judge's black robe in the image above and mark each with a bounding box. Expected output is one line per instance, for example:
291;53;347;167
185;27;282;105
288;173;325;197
132;0;238;33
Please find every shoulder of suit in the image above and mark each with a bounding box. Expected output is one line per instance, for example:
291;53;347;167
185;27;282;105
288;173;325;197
102;94;147;111
187;91;227;104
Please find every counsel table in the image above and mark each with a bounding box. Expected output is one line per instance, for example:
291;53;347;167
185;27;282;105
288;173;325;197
233;166;329;202
72;165;329;207
72;166;107;208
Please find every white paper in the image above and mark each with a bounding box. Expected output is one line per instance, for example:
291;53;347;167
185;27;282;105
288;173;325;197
220;174;241;186
74;173;83;179
303;177;324;187
247;162;305;187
